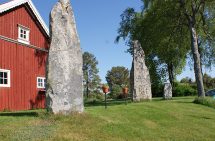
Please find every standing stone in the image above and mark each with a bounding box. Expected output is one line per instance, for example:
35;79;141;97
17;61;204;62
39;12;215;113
163;83;172;100
130;40;152;101
46;0;84;114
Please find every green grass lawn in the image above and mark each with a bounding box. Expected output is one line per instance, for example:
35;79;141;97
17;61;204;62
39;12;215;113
0;97;215;141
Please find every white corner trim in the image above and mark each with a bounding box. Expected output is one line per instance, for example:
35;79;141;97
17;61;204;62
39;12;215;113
0;0;49;36
0;69;11;88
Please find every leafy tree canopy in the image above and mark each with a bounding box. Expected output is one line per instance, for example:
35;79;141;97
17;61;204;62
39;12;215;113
106;66;129;88
83;52;101;97
116;0;215;96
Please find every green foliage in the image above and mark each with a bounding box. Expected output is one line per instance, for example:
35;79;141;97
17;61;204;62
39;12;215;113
90;90;104;100
203;73;215;91
180;74;215;93
105;66;129;99
108;84;122;99
106;66;129;88
194;97;215;109
152;81;198;97
173;83;197;97
117;0;215;96
84;90;104;104
151;83;164;97
83;52;101;97
180;77;193;83
116;0;190;86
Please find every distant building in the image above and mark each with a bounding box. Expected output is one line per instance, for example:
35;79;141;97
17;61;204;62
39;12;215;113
0;0;49;111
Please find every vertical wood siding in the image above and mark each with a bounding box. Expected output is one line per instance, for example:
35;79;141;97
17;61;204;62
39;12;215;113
0;4;49;111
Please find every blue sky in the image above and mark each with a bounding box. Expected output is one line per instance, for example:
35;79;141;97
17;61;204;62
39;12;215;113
1;0;214;82
32;0;142;83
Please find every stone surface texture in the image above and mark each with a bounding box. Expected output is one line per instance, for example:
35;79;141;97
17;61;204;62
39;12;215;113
130;40;152;101
46;0;84;114
163;83;172;100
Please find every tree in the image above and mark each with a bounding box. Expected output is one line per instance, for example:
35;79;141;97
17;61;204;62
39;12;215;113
117;0;215;97
105;66;129;89
148;0;215;96
116;2;189;88
83;52;101;98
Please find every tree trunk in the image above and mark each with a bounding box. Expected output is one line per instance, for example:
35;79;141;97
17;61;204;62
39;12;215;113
86;72;89;98
86;81;89;98
167;63;174;88
197;45;204;77
189;24;205;97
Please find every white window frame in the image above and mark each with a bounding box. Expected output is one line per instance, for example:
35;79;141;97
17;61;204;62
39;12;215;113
37;77;46;89
0;69;11;88
18;25;30;45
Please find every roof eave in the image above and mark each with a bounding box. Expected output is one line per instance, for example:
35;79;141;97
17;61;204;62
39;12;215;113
0;0;49;37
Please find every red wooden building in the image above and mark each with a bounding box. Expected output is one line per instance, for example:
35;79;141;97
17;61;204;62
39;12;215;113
0;0;49;111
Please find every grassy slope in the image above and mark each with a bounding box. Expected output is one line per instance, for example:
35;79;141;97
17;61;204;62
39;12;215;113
0;97;215;141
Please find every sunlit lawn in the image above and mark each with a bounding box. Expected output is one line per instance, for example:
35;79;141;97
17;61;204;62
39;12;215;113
0;97;215;141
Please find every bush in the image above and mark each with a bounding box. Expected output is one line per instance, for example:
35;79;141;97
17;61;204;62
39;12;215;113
108;85;122;99
173;83;197;97
193;97;215;109
84;90;104;102
84;98;101;106
151;82;197;97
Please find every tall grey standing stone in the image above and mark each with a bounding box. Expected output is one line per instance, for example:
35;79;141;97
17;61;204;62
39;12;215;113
46;0;84;114
130;40;152;101
163;83;172;100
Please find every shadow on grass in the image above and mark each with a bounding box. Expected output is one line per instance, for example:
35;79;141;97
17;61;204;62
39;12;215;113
85;97;193;107
188;114;214;120
0;111;39;117
174;101;193;104
155;97;195;104
85;99;132;107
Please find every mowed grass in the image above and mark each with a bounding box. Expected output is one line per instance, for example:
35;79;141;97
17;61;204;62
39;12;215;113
0;97;215;141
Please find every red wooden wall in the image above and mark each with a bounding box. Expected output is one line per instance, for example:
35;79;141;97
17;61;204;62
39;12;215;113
0;4;49;111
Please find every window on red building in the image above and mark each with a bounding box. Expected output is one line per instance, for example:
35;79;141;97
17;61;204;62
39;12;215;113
0;69;11;87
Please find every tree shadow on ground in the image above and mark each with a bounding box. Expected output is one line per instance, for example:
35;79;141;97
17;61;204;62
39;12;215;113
174;101;193;104
156;97;195;104
85;99;132;107
0;111;39;117
188;114;214;120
